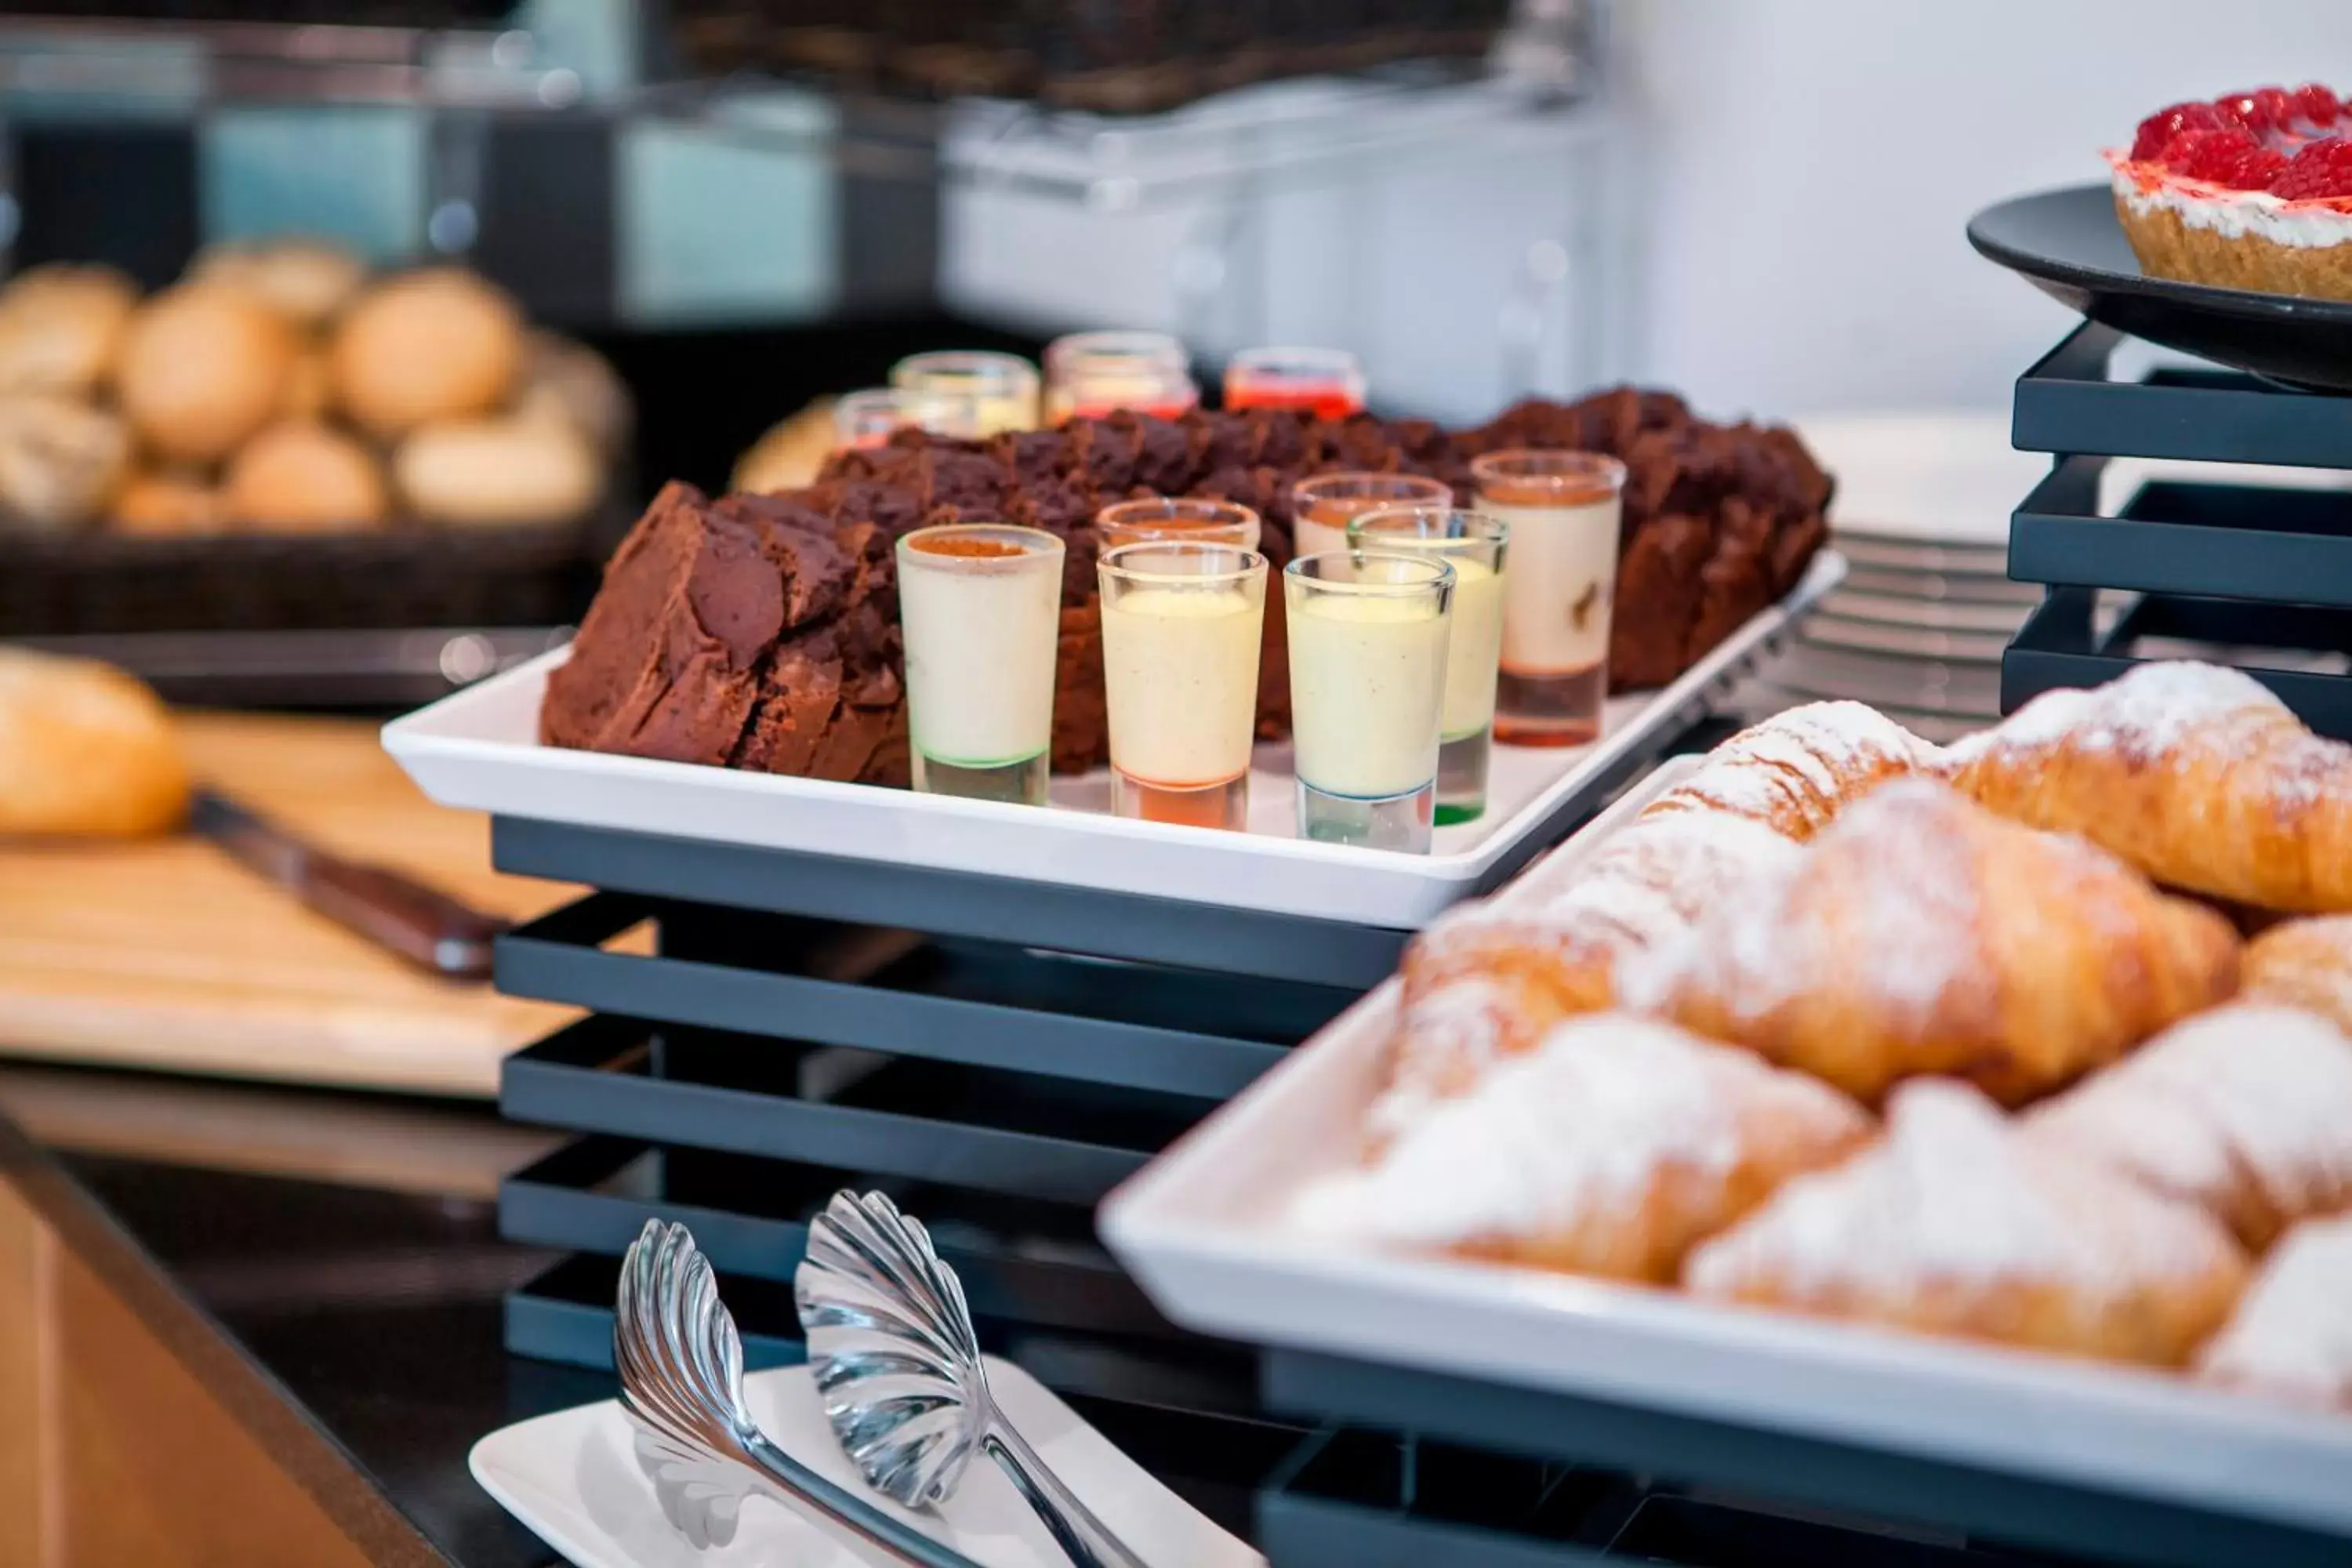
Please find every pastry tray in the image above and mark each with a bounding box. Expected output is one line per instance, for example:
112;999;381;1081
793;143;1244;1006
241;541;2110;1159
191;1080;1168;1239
1098;757;2352;1547
382;552;1842;931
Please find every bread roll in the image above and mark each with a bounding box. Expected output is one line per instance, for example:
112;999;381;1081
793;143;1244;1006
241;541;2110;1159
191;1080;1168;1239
733;399;837;495
0;263;137;396
331;268;521;437
281;340;332;420
515;331;630;456
395;415;599;527
0;648;187;837
113;470;223;535
191;238;365;328
0;394;131;532
222;421;389;532
116;284;296;463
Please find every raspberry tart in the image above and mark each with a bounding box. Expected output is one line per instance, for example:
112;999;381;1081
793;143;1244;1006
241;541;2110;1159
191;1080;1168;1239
2109;85;2352;302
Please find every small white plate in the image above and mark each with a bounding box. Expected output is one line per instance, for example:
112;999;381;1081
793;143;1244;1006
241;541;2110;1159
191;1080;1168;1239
470;1357;1261;1568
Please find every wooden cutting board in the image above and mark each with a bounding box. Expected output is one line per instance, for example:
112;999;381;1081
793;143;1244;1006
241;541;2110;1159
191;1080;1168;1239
0;713;579;1098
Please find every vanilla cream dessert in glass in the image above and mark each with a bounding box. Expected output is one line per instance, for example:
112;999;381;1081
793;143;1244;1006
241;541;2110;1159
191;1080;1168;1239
1283;551;1454;853
889;351;1042;437
1095;496;1261;554
1470;449;1628;746
1044;331;1200;423
1290;472;1453;562
1098;542;1268;830
1346;507;1508;825
895;524;1065;806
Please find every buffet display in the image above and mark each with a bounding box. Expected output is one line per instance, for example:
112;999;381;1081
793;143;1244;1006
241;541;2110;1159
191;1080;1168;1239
0;242;626;537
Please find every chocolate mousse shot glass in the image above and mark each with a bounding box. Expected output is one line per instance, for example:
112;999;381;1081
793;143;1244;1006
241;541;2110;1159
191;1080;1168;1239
895;524;1065;807
1471;449;1628;746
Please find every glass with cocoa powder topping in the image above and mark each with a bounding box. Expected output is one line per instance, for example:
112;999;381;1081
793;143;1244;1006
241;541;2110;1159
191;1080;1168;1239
1290;472;1453;562
1095;496;1261;554
895;524;1065;806
1469;448;1628;747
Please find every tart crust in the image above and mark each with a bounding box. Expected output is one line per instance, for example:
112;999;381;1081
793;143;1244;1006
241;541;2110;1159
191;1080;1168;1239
2114;191;2352;302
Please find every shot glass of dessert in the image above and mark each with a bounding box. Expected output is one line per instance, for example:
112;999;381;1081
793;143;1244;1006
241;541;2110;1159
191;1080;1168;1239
1346;507;1508;825
1290;472;1453;561
889;350;1042;437
832;387;949;451
1469;449;1628;746
1221;346;1367;418
1283;551;1454;853
1044;331;1200;423
1098;541;1269;830
1095;495;1261;553
895;524;1065;806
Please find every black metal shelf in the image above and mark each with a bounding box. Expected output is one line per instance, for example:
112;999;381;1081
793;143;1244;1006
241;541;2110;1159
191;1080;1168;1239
2013;323;2352;472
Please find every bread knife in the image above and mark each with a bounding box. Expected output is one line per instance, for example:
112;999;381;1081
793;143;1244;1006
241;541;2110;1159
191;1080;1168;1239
187;788;507;981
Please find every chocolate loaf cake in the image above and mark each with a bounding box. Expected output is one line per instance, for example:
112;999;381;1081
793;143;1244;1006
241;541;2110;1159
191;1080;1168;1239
542;391;1831;782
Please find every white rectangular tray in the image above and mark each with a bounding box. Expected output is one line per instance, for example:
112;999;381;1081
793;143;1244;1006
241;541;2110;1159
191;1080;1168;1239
383;554;1842;931
1098;759;2352;1541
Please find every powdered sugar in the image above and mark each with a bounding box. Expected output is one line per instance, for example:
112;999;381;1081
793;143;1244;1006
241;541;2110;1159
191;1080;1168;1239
1295;1014;1865;1254
2247;916;2352;1029
2195;1214;2352;1410
1686;1080;2240;1301
2024;1004;2352;1238
1650;701;1941;837
1970;662;2286;766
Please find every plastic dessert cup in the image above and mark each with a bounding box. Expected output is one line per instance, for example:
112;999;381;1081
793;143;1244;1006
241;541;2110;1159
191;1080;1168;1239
1283;551;1454;854
1222;346;1367;418
833;387;950;450
895;524;1065;806
1347;507;1508;826
1098;542;1269;831
1290;471;1453;564
1095;496;1261;554
1044;331;1200;423
890;351;1042;437
1471;448;1628;747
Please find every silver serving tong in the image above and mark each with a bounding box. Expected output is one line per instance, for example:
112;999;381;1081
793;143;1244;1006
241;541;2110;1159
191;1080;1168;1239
613;1218;984;1567
796;1190;1151;1568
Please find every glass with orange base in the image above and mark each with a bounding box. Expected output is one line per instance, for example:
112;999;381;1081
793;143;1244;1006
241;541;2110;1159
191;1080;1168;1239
1289;471;1453;562
1470;448;1629;747
1094;495;1262;554
1097;541;1269;831
1044;331;1200;423
1222;346;1367;418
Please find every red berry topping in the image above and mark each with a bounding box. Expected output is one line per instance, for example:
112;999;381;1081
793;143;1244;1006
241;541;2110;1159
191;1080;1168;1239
2270;136;2352;200
2293;83;2342;128
2216;86;2297;136
2132;100;2227;162
2163;125;2256;177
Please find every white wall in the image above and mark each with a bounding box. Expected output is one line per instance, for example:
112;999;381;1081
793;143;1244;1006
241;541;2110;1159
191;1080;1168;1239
1615;0;2352;418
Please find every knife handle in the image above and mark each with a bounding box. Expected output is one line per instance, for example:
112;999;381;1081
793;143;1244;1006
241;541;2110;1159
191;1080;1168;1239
298;855;509;981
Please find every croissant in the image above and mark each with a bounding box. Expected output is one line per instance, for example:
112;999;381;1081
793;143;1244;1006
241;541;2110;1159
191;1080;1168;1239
1294;1014;1871;1283
1950;661;2352;915
1657;779;2241;1105
1686;1080;2249;1367
2194;1214;2352;1410
2243;916;2352;1036
2024;1004;2352;1250
1372;703;1935;1142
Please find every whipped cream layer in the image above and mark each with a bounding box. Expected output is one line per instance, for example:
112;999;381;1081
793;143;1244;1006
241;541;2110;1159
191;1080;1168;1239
2108;151;2352;249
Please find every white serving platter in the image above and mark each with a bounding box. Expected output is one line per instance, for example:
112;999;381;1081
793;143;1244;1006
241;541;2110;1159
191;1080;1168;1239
470;1356;1258;1568
382;554;1842;931
1098;758;2352;1543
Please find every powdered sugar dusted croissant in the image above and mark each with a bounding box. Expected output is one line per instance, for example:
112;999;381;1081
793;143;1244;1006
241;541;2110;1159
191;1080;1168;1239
1294;1014;1870;1283
2024;1004;2352;1250
2244;915;2352;1036
2195;1214;2352;1410
1658;779;2241;1105
1951;662;2352;915
1372;702;1935;1142
1686;1080;2249;1367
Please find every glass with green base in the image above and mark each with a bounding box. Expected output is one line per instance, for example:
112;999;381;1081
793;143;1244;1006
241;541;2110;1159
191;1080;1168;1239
1348;506;1508;825
895;524;1065;806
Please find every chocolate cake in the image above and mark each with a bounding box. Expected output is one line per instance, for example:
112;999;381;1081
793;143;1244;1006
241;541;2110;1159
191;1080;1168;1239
542;391;1832;782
